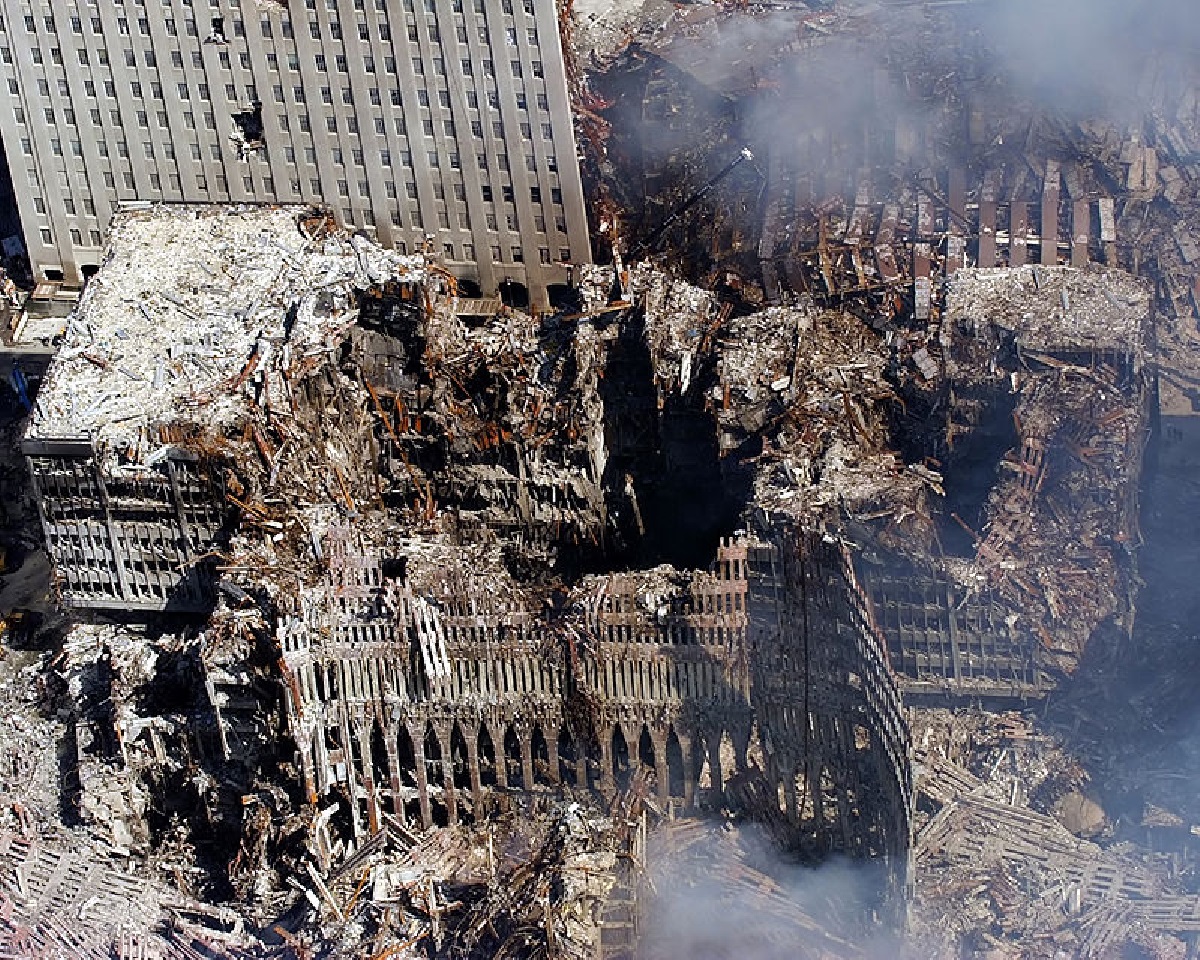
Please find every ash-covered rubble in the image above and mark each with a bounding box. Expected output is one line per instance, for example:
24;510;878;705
5;204;922;957
3;0;1200;954
855;263;1152;697
570;0;1184;699
907;709;1200;960
558;1;1200;951
23;205;423;613
2;185;1176;956
582;257;1151;700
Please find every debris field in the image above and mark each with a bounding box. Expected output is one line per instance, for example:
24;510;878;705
1;2;1200;959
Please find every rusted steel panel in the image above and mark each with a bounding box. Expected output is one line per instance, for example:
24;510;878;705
914;242;932;320
1071;198;1090;267
1041;160;1061;265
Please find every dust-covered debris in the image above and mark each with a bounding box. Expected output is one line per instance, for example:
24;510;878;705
3;0;1200;956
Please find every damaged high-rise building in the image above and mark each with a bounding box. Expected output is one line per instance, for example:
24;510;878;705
0;0;590;308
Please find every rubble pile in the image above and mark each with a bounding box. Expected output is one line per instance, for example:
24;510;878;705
27;206;423;467
361;284;611;568
597;258;1148;697
0;650;61;839
557;4;1200;950
52;617;299;913
0;622;283;958
941;266;1149;358
1;0;1199;954
901;264;1151;685
11;203;920;955
640;818;875;960
572;0;1161;695
0;824;264;960
63;623;161;856
719;300;935;534
294;796;635;960
908;709;1200;959
16;194;1150;949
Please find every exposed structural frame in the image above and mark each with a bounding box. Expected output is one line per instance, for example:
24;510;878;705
279;527;913;899
22;438;225;611
21;205;924;931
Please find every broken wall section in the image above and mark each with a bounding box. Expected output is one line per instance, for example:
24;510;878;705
867;265;1151;696
601;258;1148;701
274;526;758;842
745;524;913;911
54;615;298;913
22;206;428;613
259;514;910;912
350;288;613;577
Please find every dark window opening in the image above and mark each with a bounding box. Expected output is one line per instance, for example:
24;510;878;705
230;102;265;157
497;278;529;310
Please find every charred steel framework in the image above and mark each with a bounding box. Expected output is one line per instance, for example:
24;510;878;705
22;440;225;611
278;527;912;891
866;571;1043;695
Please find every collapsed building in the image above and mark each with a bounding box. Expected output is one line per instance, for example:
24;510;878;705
5;0;1200;955
578;0;1165;703
15;204;917;954
867;265;1150;697
14;187;1158;951
560;3;1200;953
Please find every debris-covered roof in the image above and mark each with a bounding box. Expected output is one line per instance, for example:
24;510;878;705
944;265;1151;357
26;205;424;456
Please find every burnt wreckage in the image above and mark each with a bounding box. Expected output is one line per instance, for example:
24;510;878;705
20;205;917;952
582;1;1161;703
17;192;1149;950
7;2;1189;955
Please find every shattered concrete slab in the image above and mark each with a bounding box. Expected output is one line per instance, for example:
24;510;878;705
942;265;1151;363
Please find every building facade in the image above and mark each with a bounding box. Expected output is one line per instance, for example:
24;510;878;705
0;0;591;307
278;526;912;895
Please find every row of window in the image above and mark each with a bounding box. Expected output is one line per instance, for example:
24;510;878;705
304;0;540;16
10;14;207;40
12;0;544;54
9;2;545;63
10;38;549;86
8;55;558;148
32;195;96;217
300;18;543;58
12;59;555;118
30;211;571;262
35;209;569;267
12;0;542;35
302;0;540;15
17;91;560;170
36;225;103;247
11;45;552;100
27;134;565;214
20;104;564;189
28;149;571;221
